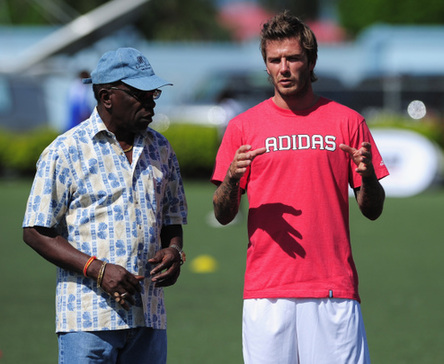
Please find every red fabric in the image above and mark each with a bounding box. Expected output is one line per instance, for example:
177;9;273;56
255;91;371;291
212;98;389;302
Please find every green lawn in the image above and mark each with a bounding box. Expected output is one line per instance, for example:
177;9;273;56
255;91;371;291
1;179;443;363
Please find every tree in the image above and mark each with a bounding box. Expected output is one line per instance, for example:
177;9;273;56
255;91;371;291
137;0;231;41
0;0;230;41
0;0;107;24
338;0;444;36
258;0;319;21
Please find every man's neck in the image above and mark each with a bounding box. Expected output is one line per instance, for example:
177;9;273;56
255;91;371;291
273;89;319;112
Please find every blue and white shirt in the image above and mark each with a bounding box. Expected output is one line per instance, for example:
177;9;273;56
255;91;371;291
23;108;187;333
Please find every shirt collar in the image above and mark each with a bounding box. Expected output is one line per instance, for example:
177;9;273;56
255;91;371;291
88;107;153;141
88;107;111;139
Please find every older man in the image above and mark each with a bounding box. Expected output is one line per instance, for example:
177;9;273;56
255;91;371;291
23;47;187;364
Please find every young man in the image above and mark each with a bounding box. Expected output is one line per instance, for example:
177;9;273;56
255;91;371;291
23;48;187;363
211;12;388;363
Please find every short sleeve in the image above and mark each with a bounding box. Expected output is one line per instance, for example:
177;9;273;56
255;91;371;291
23;144;72;229
349;120;389;189
211;120;249;190
162;146;188;226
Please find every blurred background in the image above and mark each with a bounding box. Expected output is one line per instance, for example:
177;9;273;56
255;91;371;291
0;0;443;195
1;1;444;363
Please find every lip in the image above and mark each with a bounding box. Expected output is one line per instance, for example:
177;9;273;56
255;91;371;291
279;79;293;86
140;111;154;119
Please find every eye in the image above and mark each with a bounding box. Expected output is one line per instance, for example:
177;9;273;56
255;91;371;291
133;90;145;100
152;90;162;100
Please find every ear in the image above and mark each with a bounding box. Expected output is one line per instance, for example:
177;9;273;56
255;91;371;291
99;88;112;109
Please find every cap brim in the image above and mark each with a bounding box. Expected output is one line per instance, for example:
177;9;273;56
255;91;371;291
122;76;173;91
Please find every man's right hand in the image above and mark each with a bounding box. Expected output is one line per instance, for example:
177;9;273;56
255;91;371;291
228;145;267;181
213;145;266;226
97;262;144;311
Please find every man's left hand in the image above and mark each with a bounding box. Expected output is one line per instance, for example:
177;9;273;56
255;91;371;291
148;248;181;287
340;142;374;178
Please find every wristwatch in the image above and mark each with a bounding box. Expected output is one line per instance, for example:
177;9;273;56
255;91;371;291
170;244;186;265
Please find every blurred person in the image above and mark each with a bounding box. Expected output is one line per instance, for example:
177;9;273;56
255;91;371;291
22;47;187;364
211;11;388;364
65;70;94;130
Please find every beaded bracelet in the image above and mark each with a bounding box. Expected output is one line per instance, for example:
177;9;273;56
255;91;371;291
83;256;97;277
97;261;107;287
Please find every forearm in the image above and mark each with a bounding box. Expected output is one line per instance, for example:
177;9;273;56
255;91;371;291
23;226;93;275
356;174;385;220
213;173;242;225
24;226;143;304
160;224;183;249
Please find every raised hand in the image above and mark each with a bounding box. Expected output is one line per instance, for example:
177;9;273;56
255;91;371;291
228;145;267;180
339;142;374;178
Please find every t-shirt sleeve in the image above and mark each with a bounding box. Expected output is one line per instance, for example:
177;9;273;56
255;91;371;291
349;120;389;189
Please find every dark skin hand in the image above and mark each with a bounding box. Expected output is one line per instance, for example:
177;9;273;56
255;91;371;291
22;85;184;310
23;224;183;310
149;224;183;287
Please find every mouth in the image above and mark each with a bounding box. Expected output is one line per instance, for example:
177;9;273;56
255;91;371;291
141;111;154;120
279;79;293;87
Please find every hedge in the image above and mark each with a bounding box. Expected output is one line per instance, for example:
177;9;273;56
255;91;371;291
0;124;221;178
160;123;221;179
367;113;444;149
0;128;60;177
2;114;441;179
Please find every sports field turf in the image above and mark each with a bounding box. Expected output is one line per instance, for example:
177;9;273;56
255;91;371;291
1;178;443;363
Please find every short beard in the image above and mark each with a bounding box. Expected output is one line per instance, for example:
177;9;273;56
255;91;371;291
269;73;311;100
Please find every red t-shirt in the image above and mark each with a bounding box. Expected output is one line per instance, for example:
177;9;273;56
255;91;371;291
211;97;389;302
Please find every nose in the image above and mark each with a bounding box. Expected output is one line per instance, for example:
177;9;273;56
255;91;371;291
141;97;156;109
279;59;290;74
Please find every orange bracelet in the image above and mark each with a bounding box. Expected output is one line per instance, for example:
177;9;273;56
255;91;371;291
83;256;97;277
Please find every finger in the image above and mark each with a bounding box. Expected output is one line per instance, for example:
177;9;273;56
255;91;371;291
361;142;372;151
127;274;144;292
339;143;355;155
236;153;253;163
152;276;177;287
234;160;252;169
249;147;267;158
119;300;130;311
151;269;179;287
151;264;178;282
150;260;179;277
149;263;168;277
114;291;121;302
120;292;135;306
237;145;252;153
114;291;134;310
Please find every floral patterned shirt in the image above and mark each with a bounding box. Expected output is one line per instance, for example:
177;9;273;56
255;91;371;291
23;108;187;333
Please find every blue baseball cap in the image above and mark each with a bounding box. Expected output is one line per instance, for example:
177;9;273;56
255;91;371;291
82;47;172;91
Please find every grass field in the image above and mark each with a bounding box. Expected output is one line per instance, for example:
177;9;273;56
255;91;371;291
1;178;443;363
